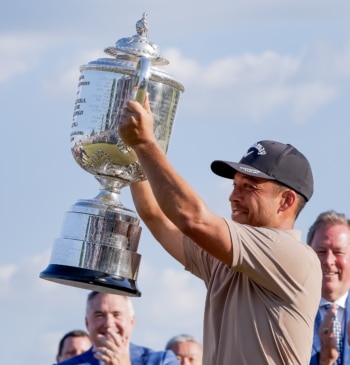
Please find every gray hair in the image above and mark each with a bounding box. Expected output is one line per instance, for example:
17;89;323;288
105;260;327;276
86;291;135;316
165;334;202;350
307;210;350;245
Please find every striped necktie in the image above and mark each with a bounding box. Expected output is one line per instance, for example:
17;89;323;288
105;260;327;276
324;303;343;365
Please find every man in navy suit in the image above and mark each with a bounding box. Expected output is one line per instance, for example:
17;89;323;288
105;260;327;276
55;291;179;365
308;210;350;365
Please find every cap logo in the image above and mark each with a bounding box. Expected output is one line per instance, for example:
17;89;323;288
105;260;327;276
242;142;266;158
239;166;261;175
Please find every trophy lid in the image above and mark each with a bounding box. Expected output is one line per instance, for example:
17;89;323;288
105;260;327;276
104;12;169;66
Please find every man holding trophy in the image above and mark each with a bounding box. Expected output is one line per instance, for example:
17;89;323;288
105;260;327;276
39;12;322;365
119;97;322;364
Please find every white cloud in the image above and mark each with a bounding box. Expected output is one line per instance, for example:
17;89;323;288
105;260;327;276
203;52;300;87
15;30;349;125
0;33;52;83
163;48;202;83
163;43;349;123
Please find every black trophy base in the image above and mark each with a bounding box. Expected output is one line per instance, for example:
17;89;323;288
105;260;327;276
40;264;141;297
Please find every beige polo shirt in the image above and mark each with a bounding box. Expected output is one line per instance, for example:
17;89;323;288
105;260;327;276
184;219;322;365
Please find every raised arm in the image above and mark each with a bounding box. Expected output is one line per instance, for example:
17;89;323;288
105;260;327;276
119;98;233;266
130;179;186;265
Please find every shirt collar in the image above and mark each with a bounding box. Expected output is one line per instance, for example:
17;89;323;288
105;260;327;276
320;292;348;310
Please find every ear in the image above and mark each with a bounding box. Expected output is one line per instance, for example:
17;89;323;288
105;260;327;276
131;315;136;328
278;189;296;212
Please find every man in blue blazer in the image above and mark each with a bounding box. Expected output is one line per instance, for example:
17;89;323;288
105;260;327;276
55;291;179;365
307;210;350;365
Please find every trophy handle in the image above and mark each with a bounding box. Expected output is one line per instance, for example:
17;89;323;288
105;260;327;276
114;57;152;157
133;57;151;104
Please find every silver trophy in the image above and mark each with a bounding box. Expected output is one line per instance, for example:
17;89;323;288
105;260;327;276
40;13;184;296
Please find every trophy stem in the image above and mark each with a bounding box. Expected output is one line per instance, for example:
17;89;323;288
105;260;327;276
93;174;138;216
95;174;127;195
94;175;124;205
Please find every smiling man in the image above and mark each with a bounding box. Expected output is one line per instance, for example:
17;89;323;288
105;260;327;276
119;98;322;365
307;211;350;365
55;291;179;365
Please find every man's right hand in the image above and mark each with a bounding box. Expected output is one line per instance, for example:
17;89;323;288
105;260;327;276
318;305;339;365
93;328;131;365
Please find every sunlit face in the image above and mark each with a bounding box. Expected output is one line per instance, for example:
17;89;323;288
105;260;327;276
57;336;92;362
85;293;135;347
310;224;350;302
229;172;285;227
169;341;203;365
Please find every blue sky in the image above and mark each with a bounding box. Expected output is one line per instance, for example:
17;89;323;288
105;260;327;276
1;1;350;364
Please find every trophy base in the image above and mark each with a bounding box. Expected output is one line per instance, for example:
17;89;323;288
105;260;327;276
40;264;141;297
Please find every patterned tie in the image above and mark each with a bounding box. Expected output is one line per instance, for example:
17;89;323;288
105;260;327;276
324;303;343;365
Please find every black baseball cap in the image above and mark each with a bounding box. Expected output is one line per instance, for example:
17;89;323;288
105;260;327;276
210;140;313;201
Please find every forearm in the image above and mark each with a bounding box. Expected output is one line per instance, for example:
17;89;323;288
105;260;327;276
133;140;209;235
130;179;165;223
130;179;186;264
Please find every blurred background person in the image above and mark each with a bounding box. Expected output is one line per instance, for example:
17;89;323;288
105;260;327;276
307;210;350;365
55;291;179;365
56;329;92;363
165;334;203;365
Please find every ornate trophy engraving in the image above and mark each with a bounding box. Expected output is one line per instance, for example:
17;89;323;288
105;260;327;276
40;13;184;296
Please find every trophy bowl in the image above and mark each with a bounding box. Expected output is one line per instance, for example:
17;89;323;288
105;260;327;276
40;13;184;296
